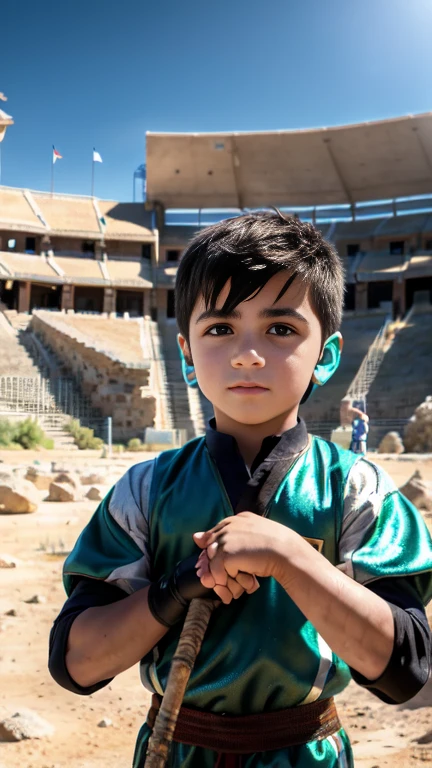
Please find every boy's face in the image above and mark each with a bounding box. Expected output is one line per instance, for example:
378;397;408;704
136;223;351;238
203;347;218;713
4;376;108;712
178;271;323;430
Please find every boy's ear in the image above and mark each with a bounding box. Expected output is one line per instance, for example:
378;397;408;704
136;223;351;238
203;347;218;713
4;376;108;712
177;334;198;388
312;332;343;387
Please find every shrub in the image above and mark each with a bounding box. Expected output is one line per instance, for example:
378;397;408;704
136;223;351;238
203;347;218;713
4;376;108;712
74;427;104;450
65;418;104;450
14;418;46;449
127;438;143;452
0;419;15;447
41;437;55;450
0;417;51;449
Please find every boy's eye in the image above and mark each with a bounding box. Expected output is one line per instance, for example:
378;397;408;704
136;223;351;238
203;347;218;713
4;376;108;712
206;324;233;336
268;324;293;337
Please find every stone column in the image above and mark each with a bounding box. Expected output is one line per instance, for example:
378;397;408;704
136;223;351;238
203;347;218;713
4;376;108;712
392;278;406;318
61;284;75;311
18;281;31;313
156;288;167;320
355;282;368;311
103;287;117;314
142;289;151;318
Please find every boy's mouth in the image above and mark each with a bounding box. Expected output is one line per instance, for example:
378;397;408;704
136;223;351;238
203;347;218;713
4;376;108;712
228;382;269;394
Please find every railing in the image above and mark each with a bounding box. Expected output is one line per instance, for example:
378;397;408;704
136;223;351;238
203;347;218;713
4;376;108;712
0;375;100;424
346;319;392;402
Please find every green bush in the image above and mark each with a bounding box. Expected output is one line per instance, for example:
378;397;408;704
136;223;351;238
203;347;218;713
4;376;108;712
65;419;104;450
41;437;55;450
65;418;81;437
0;419;15;447
0;418;50;449
74;427;104;450
127;438;143;452
112;443;125;453
14;418;46;449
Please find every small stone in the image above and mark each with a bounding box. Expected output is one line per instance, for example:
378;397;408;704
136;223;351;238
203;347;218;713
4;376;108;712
47;482;76;502
53;472;79;488
0;554;20;568
377;431;404;454
25;594;47;605
413;729;432;745
97;718;113;728
81;473;106;486
0;709;55;741
5;609;17;616
25;468;55;491
85;486;104;501
400;470;432;511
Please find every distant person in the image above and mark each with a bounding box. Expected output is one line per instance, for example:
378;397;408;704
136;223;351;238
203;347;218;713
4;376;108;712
350;413;369;454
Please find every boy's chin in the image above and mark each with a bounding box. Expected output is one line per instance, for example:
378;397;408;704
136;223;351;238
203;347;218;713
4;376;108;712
215;406;290;427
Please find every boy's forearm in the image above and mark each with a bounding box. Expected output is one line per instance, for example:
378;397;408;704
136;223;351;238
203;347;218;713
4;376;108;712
274;536;394;681
66;586;168;687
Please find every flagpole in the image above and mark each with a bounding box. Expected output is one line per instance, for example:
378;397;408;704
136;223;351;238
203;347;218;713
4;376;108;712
91;149;95;197
51;146;54;196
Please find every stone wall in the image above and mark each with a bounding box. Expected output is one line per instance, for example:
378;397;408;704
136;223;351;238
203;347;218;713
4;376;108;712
31;313;156;441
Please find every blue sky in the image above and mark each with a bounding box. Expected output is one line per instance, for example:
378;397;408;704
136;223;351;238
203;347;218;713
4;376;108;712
2;0;432;201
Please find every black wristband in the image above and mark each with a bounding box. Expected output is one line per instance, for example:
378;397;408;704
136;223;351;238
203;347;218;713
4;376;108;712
148;553;217;628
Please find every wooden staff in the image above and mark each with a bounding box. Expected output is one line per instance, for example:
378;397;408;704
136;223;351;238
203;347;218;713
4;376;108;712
145;597;216;768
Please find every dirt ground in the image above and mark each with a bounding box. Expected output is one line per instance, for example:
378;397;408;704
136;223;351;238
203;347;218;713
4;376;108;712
0;453;431;768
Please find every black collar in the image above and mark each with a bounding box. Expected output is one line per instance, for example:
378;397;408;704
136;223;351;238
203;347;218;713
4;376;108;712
205;418;308;510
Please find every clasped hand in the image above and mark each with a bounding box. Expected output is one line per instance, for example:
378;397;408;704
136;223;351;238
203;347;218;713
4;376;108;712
193;511;289;604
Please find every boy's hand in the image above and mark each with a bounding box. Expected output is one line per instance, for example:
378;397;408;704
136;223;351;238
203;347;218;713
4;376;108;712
193;512;293;602
195;549;259;603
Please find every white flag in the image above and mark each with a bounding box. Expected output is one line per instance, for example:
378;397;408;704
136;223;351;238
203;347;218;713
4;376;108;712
93;149;103;163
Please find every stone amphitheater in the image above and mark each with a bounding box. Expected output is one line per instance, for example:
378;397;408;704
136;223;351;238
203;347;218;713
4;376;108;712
0;298;430;451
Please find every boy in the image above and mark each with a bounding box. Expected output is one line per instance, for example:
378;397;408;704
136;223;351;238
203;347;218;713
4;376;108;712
49;212;432;768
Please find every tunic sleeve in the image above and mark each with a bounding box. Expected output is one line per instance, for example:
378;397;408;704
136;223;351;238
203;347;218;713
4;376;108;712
63;459;155;596
338;459;432;703
338;458;432;605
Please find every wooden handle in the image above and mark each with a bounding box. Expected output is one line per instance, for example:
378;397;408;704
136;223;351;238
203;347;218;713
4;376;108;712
144;597;216;768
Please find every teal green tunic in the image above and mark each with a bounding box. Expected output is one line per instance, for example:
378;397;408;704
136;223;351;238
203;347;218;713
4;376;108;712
63;436;432;768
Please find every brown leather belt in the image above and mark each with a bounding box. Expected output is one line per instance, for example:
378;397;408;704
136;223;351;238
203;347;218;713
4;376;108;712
147;693;341;754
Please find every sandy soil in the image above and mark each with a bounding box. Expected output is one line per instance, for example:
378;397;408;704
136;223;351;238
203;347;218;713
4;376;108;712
0;454;431;768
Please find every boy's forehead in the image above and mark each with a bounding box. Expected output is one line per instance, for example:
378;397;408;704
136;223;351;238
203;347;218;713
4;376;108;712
193;271;311;314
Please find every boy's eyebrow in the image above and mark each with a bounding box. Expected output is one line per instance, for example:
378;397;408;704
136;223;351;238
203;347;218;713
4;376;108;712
259;307;309;325
196;308;241;323
195;307;309;324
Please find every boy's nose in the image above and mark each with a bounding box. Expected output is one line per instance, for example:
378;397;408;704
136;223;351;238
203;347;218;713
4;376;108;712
230;347;265;367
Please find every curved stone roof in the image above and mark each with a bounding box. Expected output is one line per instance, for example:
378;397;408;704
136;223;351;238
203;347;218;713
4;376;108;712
146;113;432;209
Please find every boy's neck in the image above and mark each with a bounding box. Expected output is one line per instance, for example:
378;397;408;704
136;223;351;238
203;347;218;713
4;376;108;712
212;408;299;468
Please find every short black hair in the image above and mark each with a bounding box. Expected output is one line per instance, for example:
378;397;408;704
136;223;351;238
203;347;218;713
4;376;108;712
175;210;344;344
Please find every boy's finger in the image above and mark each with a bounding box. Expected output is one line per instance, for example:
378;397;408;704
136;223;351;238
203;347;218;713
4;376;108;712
234;571;258;592
206;541;219;560
209;550;229;588
213;584;233;604
226;576;245;600
198;571;216;588
193;531;211;547
196;554;215;587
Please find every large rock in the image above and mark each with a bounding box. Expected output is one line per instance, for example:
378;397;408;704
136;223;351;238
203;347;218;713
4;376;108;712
47;481;76;502
399;470;432;511
378;431;404;454
25;467;55;491
0;478;38;514
0;708;55;741
404;396;432;453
